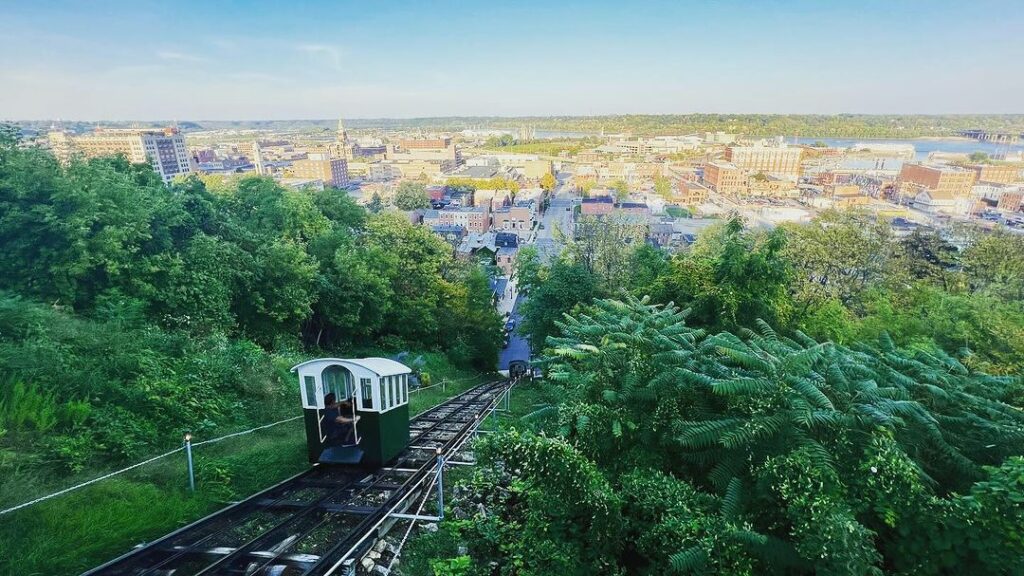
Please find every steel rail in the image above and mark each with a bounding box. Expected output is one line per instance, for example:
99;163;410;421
201;381;507;576
79;379;507;576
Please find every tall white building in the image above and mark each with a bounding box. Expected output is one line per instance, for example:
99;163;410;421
252;141;266;176
48;127;195;183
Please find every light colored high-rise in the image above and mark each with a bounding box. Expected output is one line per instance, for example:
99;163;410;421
724;143;802;175
252;141;266;176
48;127;195;183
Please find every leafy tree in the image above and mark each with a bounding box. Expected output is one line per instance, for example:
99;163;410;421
654;216;791;331
654;175;673;199
392;180;430;210
961;227;1024;301
514;245;542;292
450;429;623;576
534;295;1024;573
968;151;990;163
366;191;384;213
610;179;630;201
901;228;963;291
567;214;649;291
520;259;597;348
483;134;515;148
540;172;557;192
782;210;902;312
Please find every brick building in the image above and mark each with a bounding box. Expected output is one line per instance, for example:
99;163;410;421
897;163;975;199
703;161;745;194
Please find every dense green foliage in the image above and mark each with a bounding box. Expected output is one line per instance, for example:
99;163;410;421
393;181;431;210
456;210;1024;574
441;297;1024;574
0;130;501;477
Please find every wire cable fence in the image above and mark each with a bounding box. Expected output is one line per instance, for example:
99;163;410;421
0;414;303;517
1;373;494;518
408;372;482;395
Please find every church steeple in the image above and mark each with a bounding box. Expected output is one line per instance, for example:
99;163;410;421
336;118;347;144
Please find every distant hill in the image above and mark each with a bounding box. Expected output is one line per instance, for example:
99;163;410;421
10;114;1024;139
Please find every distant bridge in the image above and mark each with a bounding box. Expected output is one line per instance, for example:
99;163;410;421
959;129;1021;144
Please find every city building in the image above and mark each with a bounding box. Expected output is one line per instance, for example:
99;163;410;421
704;131;737;144
826;184;871;209
291;152;349;188
431;224;467;247
492;202;534;239
48;126;195;183
386;137;463;175
495;246;518;276
581;195;615;216
912;189;970;215
724;142;802;175
703;161;746;194
614;202;651;217
968;163;1020;185
674;181;709;205
494;231;519;248
467;154;552;179
437;205;491;234
897;163;975;200
998;191;1023;213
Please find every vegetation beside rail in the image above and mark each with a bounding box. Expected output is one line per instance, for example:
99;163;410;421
406;211;1024;574
0;125;502;575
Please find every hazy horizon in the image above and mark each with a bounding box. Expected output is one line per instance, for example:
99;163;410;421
3;0;1023;120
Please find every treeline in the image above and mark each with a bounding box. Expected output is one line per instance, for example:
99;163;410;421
430;210;1024;574
18;114;1024;141
509;113;1024;138
0;127;501;471
518;211;1024;375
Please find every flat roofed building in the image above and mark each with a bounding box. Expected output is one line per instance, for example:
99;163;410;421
703;161;746;195
49;126;195;183
387;138;462;174
897;163;975;199
675;181;709;205
968;163;1020;185
292;153;349;188
724;144;802;175
581;195;614;216
398;137;451;149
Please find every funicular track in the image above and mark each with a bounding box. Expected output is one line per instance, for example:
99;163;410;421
82;379;510;576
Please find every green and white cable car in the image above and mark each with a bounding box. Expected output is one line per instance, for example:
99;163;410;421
291;357;412;466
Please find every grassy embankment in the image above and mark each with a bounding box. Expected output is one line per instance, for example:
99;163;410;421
0;353;493;576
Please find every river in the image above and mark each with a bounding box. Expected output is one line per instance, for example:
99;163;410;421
795;137;1023;160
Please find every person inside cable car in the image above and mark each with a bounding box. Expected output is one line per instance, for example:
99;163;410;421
323;393;360;445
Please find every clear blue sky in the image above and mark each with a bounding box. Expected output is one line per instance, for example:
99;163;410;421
2;0;1022;120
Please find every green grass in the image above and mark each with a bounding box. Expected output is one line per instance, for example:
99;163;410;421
0;422;309;576
0;354;496;576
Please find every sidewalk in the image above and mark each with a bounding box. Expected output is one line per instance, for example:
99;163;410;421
497;276;518;317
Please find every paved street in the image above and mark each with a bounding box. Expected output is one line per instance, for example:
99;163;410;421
497;172;577;371
497;295;531;371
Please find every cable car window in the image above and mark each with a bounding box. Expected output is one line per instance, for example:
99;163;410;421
303;375;317;408
401;374;408;403
379;378;388;411
360;378;373;410
390;376;397;408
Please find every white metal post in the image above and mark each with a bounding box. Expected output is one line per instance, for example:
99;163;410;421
435;449;445;520
184;433;195;492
